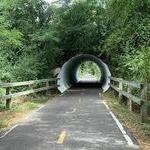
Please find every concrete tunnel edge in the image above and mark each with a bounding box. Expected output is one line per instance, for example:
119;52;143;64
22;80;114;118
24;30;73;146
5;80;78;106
57;54;111;93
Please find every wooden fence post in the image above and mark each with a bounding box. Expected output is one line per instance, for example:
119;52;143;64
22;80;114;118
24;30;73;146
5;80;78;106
141;84;148;123
46;81;49;87
6;87;11;109
112;80;116;96
119;79;123;102
128;86;133;112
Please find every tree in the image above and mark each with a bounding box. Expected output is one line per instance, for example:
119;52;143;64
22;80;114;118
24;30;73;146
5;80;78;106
59;0;107;60
102;0;150;82
0;0;61;81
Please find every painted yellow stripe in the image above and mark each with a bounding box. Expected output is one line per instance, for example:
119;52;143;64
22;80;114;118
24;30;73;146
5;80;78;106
57;130;66;144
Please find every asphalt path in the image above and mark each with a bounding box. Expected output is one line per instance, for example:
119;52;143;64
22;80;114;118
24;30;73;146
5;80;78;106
0;88;139;150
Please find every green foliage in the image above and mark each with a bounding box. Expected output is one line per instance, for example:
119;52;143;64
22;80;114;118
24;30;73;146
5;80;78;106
121;47;150;82
12;54;41;81
0;0;61;82
0;52;12;81
0;0;149;84
102;0;150;82
59;0;107;60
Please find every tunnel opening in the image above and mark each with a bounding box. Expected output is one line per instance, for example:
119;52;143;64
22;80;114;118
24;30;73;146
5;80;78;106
75;61;102;88
57;54;111;93
76;61;102;82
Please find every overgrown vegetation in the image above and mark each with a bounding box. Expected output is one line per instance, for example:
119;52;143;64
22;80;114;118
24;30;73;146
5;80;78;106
103;0;150;83
0;0;61;82
0;0;149;83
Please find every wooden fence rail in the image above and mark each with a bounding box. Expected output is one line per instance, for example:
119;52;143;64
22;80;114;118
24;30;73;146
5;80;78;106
0;78;58;109
110;77;150;123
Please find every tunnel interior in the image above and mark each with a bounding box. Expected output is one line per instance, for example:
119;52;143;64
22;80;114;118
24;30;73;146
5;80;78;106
57;54;111;93
75;61;102;83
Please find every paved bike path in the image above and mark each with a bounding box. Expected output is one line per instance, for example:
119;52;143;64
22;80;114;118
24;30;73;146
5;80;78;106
0;89;139;150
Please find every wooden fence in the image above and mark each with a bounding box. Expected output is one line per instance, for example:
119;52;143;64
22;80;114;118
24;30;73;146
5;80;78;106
0;78;58;109
110;77;150;123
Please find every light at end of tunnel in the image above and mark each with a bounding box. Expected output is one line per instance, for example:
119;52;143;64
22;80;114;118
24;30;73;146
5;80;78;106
75;61;102;83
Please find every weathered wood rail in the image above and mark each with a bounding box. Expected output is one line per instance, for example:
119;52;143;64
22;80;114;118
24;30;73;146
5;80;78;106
110;77;150;123
0;78;58;109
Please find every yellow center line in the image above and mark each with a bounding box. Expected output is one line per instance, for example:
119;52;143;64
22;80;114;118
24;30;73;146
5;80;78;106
57;130;66;144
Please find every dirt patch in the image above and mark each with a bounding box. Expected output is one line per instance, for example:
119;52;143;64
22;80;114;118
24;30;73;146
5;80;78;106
0;94;55;132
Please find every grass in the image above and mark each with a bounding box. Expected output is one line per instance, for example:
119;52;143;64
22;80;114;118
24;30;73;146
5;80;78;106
0;93;56;132
103;90;150;150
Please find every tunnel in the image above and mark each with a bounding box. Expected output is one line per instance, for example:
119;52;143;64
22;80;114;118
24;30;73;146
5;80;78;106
57;54;111;93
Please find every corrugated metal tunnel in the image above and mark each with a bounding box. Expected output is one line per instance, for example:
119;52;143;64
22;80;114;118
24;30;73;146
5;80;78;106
57;54;111;93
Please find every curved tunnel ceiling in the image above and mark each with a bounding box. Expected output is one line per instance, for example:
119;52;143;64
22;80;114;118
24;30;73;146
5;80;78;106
57;54;111;93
